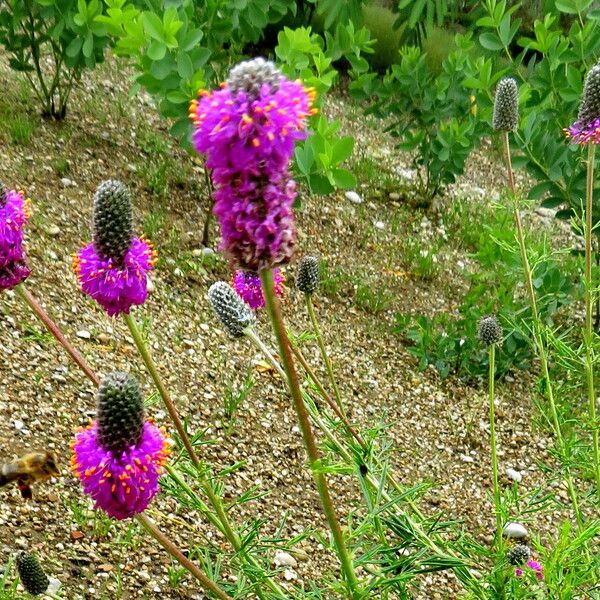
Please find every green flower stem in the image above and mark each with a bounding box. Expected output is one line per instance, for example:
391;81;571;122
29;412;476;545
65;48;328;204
502;131;584;526
245;326;485;597
136;513;233;600
584;142;600;498
305;294;347;418
260;268;361;599
290;342;365;446
488;344;502;542
14;284;100;386
123;313;281;600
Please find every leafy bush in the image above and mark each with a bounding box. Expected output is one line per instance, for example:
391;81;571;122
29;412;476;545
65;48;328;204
394;206;580;379
101;2;372;195
0;0;112;119
472;0;600;233
351;34;489;200
361;4;404;71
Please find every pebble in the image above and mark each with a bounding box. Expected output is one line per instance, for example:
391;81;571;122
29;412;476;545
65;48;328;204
389;192;401;201
374;220;385;230
503;522;528;539
460;454;474;463
147;278;155;293
345;191;363;204
506;468;522;483
274;551;297;568
13;419;24;430
76;330;91;340
47;225;60;237
396;167;416;181
60;178;75;187
202;247;215;256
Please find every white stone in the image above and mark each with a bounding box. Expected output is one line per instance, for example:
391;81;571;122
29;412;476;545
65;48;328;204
60;178;75;187
274;551;297;568
503;522;528;539
13;419;24;430
506;468;522;483
76;330;91;340
345;191;363;204
147;277;155;293
374;220;385;230
47;225;60;237
389;192;401;201
397;167;416;181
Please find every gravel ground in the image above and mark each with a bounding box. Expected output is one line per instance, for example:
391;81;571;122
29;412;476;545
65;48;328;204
0;54;592;599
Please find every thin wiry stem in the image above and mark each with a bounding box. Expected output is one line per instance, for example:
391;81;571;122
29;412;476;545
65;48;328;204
14;284;99;386
260;268;361;599
584;143;600;497
136;513;233;600
488;344;502;542
305;295;347;418
502;131;584;526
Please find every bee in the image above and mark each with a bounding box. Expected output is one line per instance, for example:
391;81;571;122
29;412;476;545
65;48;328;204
0;451;59;499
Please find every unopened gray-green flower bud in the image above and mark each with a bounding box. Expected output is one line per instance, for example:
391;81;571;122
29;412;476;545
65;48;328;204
478;315;503;346
493;78;519;132
296;256;319;295
92;180;133;264
578;62;600;126
506;544;531;566
208;281;255;338
97;372;144;456
16;552;49;596
227;58;282;98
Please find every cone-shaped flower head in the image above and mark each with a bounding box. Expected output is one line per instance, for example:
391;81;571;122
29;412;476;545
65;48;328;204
208;281;255;337
71;372;171;520
296;256;320;294
507;544;531;566
189;58;316;271
16;552;49;596
73;180;156;317
478;315;503;346
493;78;519;132
566;62;600;143
0;184;31;291
232;268;284;309
92;179;133;264
227;57;283;98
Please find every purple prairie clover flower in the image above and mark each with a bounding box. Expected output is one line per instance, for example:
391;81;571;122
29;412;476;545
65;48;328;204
516;559;544;581
189;58;317;271
232;268;284;309
71;372;171;520
566;62;600;144
73;237;156;317
73;180;157;317
0;187;31;291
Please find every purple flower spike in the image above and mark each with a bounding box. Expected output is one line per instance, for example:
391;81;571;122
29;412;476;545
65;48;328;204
0;259;30;291
232;268;284;309
0;187;31;291
515;559;544;581
73;237;156;317
189;58;316;271
71;421;170;519
566;62;600;144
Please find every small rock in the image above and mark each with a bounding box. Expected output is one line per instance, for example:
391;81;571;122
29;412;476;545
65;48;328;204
389;192;401;201
374;220;385;230
283;569;297;581
76;330;91;340
503;522;528;539
13;419;24;431
147;278;155;293
506;468;522;483
192;248;203;258
274;551;297;568
70;530;85;541
202;247;215;256
97;333;110;344
345;191;363;204
60;178;75;188
47;225;60;237
460;454;474;463
397;167;416;181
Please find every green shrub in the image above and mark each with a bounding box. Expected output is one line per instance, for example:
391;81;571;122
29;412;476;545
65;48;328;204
421;26;458;75
351;34;490;200
361;4;404;71
0;0;112;120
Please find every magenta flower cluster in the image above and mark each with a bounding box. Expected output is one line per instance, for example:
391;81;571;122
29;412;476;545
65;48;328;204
71;421;170;520
515;559;544;581
73;238;156;317
232;268;284;309
0;188;31;291
564;118;600;144
189;60;316;271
